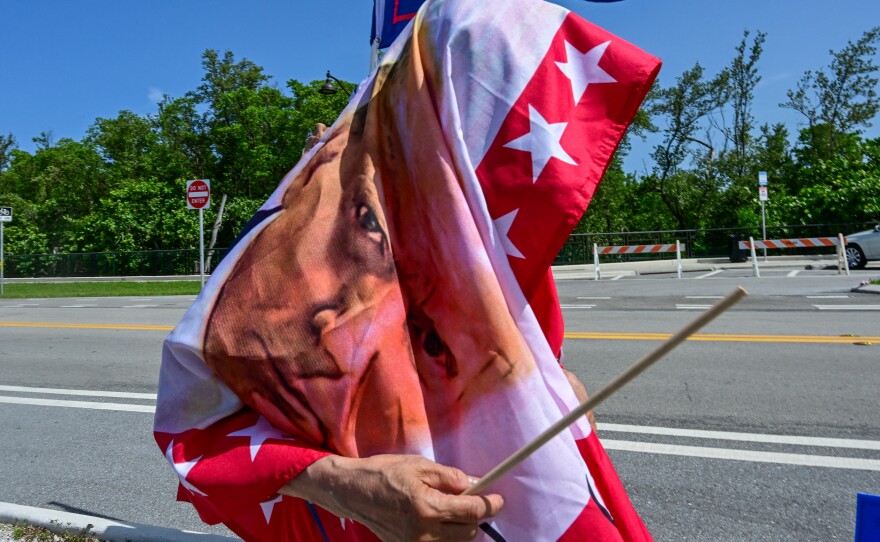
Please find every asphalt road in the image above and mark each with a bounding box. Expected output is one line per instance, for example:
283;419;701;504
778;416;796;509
0;272;878;541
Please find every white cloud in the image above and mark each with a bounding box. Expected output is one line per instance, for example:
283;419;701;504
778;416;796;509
147;87;164;103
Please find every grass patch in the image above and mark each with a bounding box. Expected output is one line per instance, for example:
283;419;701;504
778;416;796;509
0;281;202;298
9;520;101;541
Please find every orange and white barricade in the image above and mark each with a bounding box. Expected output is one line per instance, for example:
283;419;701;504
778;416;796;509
738;234;849;277
593;240;685;280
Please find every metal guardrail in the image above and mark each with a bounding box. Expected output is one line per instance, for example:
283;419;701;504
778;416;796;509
555;222;877;265
5;248;231;278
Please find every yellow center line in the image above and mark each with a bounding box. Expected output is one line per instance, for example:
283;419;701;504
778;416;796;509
0;322;173;331
565;332;879;344
0;322;875;344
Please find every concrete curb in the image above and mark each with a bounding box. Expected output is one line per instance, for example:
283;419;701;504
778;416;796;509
852;284;880;295
0;502;238;542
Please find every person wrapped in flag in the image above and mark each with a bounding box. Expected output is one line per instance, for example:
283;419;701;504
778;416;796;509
154;0;660;540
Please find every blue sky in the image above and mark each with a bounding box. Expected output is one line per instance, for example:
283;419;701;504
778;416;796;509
3;0;879;159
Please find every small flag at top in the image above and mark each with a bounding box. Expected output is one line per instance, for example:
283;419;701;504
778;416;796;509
372;0;624;48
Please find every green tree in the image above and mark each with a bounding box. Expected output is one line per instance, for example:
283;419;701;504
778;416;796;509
782;26;880;162
708;31;772;228
86;111;159;183
1;137;108;251
0;134;15;173
644;63;728;229
773;136;880;225
71;178;200;252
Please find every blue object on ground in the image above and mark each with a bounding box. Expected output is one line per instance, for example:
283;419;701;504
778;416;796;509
856;493;880;542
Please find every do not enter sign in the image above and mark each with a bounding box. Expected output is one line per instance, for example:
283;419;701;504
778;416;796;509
186;179;211;209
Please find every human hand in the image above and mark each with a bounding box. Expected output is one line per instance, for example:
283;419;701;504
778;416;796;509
281;454;504;541
303;123;328;154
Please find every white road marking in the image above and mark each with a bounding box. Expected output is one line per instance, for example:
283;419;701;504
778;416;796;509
685;296;722;299
806;295;849;299
0;385;156;399
122;304;158;308
2;305;25;308
126;298;154;301
76;298;98;301
598;423;880;450
561;304;595;309
814;305;880;311
603;440;880;472
59;305;97;308
3;391;877;471
0;396;155;413
696;270;723;279
577;296;611;300
676;304;712;310
609;274;624;281
787;270;800;277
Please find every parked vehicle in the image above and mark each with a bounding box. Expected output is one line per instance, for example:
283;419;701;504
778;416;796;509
845;224;880;269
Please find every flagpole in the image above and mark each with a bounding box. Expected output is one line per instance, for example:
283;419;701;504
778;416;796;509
463;287;748;496
199;208;205;288
370;36;380;72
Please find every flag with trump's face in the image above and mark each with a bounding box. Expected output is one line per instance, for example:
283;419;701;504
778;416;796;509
154;0;660;540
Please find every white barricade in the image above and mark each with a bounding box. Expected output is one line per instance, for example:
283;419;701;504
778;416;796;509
738;234;850;277
593;241;685;280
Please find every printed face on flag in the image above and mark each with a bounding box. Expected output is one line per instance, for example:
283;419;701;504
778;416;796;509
156;1;660;538
202;49;535;458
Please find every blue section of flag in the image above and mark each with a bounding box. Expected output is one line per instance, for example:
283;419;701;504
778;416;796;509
371;0;425;47
371;0;624;47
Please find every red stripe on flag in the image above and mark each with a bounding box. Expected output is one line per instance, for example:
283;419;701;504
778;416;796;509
474;13;660;338
576;433;653;541
392;0;420;24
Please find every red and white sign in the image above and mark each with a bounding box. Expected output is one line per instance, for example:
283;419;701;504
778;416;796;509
597;243;685;254
186;179;211;210
738;237;841;250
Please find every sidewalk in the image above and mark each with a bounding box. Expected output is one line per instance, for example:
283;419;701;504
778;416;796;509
551;254;851;280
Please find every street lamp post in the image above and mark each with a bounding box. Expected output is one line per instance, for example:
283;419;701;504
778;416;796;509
319;71;354;97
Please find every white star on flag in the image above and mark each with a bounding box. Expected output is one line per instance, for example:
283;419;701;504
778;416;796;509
165;441;208;496
493;209;525;259
504;105;576;183
260;494;284;524
555;41;616;104
228;416;294;461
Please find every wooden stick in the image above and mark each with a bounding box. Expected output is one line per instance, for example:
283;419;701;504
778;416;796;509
462;286;748;496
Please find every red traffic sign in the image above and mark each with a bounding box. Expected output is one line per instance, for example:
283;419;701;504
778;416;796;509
186;179;211;210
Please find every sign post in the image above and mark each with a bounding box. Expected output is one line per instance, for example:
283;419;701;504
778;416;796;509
0;206;12;295
758;172;768;262
186;180;211;287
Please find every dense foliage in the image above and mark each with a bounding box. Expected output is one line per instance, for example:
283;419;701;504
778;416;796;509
578;26;880;234
1;30;878;256
0;50;350;255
